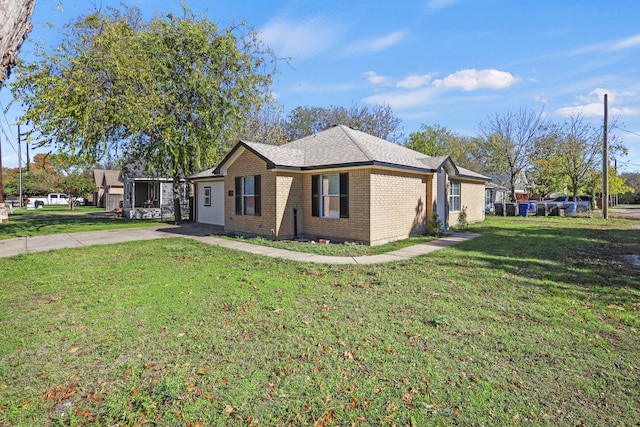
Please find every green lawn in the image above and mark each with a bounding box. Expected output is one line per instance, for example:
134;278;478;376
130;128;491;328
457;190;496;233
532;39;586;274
0;216;638;426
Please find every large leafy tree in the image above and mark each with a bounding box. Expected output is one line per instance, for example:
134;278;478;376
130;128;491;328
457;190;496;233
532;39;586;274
404;124;484;171
550;114;603;198
11;6;276;222
2;169;56;196
285;103;403;143
59;171;94;209
477;108;547;201
232;97;289;145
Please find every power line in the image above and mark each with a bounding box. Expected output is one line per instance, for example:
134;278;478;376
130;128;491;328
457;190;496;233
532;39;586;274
612;125;640;139
0;124;18;155
617;160;640;167
0;99;17;140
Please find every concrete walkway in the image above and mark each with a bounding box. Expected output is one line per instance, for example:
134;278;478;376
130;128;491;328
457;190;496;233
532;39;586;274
0;223;480;264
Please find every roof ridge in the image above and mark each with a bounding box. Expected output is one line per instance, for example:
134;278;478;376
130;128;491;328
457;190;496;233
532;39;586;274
340;125;375;161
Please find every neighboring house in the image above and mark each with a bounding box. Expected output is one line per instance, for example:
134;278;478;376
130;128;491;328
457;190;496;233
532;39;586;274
121;163;191;220
91;169;123;210
485;181;508;213
191;125;489;246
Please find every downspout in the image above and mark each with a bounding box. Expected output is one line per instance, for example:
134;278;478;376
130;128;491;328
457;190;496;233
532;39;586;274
293;207;298;239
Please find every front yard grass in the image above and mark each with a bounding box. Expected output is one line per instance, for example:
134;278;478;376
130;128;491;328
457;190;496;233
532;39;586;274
0;216;638;425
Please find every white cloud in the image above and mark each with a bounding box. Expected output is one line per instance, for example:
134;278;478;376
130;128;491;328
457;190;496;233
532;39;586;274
556;88;638;117
425;0;461;12
343;31;407;55
565;33;640;57
259;15;341;60
608;33;640;51
363;71;393;86
432;69;520;91
534;95;548;104
397;74;434;89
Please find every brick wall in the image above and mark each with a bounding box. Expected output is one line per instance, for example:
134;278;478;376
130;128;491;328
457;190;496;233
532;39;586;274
448;179;486;226
300;168;372;243
274;172;303;239
369;170;428;245
224;150;276;237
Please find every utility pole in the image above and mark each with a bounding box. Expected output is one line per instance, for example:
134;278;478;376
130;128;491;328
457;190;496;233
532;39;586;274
602;94;609;219
18;125;22;208
0;130;4;203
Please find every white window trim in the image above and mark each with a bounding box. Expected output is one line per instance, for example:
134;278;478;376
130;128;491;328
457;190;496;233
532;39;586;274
320;173;340;219
450;181;461;212
242;176;255;216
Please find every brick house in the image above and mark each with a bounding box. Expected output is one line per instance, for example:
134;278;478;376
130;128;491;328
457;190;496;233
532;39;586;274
190;125;489;246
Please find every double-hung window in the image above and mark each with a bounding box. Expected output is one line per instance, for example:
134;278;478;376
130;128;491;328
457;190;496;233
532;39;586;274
235;175;261;216
449;181;461;211
312;173;349;219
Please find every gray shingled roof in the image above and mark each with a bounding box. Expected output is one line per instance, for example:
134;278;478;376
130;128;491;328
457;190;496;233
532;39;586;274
243;141;306;167
215;125;459;173
455;166;490;181
189;167;220;180
284;125;439;170
102;170;122;187
209;125;489;180
93;169;123;187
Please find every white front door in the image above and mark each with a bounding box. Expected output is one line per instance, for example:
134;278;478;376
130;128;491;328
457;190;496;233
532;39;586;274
197;181;225;226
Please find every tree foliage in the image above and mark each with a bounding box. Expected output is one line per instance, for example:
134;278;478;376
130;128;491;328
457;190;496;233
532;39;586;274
549;114;603;198
59;171;94;209
404;124;483;171
232;97;289;145
477;108;546;201
11;5;276;222
285;104;403;143
620;172;640;203
2;169;56;196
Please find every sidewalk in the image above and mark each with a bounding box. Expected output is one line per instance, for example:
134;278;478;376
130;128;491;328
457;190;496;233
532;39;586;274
0;223;480;264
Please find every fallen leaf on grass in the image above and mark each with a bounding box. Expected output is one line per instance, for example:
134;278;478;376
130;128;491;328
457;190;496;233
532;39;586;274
44;383;77;402
86;393;104;402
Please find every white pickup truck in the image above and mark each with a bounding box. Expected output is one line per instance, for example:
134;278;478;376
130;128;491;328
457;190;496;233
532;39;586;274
26;193;84;208
550;196;591;213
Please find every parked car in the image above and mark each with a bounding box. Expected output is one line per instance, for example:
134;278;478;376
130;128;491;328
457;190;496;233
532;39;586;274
26;193;84;208
550;196;591;213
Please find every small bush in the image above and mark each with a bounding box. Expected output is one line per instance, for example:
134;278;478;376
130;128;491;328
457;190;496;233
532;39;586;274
457;206;469;230
429;212;443;237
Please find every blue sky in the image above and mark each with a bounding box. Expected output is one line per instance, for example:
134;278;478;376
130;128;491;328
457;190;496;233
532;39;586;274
2;0;639;173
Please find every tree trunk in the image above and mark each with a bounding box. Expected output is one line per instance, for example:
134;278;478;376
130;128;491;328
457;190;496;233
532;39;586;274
173;177;182;225
0;0;36;85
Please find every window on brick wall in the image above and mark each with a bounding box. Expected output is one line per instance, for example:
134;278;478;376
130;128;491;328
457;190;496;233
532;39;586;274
312;173;349;218
449;181;461;211
235;175;261;216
